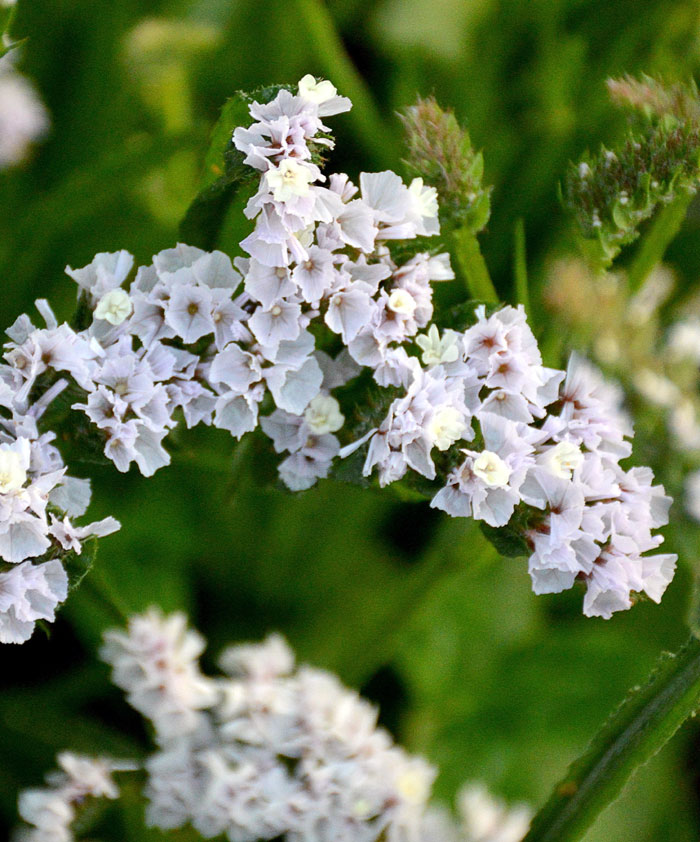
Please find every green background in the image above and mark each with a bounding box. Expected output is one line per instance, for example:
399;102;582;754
3;0;700;838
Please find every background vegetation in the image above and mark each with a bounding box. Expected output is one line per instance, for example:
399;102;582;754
3;0;700;838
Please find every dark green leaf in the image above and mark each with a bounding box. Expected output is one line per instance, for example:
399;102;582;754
480;521;530;558
64;537;99;592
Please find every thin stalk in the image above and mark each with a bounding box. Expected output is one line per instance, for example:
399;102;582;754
293;0;395;168
523;635;700;842
451;226;499;303
514;218;530;316
627;189;694;292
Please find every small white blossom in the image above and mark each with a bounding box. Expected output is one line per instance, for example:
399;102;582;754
388;287;418;316
458;783;531;842
0;443;26;492
94;288;132;325
472;450;512;488
265;158;315;202
416;324;460;367
536;440;583;480
304;393;344;434
427;406;468;451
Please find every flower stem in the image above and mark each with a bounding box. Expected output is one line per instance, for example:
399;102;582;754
293;0;396;169
451;226;499;303
514;218;530;316
627;189;694;292
523;634;700;842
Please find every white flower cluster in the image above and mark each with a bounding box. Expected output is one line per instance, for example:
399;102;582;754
101;609;437;842
0;53;49;169
0;74;676;627
17;610;531;842
630;316;700;454
0;305;119;642
355;301;674;618
15;752;128;842
638;317;700;523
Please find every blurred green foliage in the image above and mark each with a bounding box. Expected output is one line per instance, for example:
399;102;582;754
4;0;700;840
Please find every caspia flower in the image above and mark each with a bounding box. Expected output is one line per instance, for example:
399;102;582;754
0;73;679;628
107;612;437;842
364;367;474;486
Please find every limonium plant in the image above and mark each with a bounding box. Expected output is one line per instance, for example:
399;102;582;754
0;76;677;647
8;62;700;842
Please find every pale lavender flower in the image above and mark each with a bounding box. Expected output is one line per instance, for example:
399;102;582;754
101;607;219;741
0;559;67;644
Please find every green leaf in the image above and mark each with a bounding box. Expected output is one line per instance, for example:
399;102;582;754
523;635;700;842
63;536;99;592
479;521;530;559
178;91;261;250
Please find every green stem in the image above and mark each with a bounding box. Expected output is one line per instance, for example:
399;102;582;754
627;189;694;292
451;226;499;303
523;635;700;842
293;0;395;168
0;4;20;59
514;218;530;316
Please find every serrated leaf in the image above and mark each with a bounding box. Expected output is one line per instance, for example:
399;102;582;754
63;536;99;592
479;520;530;558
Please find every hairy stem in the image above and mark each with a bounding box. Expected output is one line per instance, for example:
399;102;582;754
523;635;700;842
